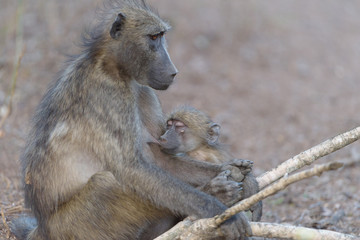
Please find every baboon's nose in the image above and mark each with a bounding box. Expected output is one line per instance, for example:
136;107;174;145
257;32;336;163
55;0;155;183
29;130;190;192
171;71;178;78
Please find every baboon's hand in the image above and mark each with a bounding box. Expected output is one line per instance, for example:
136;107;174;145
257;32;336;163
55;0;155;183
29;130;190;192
218;212;252;240
230;159;253;169
202;170;243;206
221;159;253;182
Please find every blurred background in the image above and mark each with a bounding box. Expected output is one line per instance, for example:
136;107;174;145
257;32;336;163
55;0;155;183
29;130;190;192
1;0;359;238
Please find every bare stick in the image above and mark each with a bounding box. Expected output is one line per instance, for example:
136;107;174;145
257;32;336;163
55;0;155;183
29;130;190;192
218;162;342;225
250;222;360;240
257;126;360;189
155;221;359;240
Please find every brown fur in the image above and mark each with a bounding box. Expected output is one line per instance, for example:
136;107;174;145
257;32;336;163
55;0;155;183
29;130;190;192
11;1;251;239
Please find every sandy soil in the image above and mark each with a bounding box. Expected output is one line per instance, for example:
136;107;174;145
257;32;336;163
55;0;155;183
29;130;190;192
0;0;359;239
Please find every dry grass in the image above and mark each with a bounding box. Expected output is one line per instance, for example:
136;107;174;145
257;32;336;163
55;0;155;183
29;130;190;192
0;174;27;239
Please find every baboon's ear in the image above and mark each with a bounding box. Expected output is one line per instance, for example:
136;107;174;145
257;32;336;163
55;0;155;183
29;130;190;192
110;13;126;39
207;123;220;146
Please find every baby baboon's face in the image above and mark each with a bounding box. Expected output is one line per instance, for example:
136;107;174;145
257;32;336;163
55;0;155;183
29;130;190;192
159;119;204;154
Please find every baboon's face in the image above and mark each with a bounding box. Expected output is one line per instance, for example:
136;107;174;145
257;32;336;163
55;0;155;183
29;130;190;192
146;31;178;90
159;119;203;154
110;12;178;90
158;117;221;154
158;119;184;154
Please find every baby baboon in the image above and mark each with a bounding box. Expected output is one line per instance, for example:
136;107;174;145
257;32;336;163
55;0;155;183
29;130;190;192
159;105;263;221
11;1;251;239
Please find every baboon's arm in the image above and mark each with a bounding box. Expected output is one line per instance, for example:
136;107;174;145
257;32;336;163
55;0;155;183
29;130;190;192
120;159;227;219
147;145;221;187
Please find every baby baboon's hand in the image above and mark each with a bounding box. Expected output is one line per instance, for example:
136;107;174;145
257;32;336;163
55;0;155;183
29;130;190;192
221;159;253;182
202;170;243;206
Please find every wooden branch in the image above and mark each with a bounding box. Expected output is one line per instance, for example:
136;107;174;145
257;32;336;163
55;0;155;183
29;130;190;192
155;221;359;240
250;222;360;240
155;162;345;240
215;162;343;225
257;126;360;189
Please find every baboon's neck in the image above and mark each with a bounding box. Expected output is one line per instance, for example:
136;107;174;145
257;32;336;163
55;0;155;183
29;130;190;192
188;145;230;164
91;49;133;83
66;52;139;131
78;33;132;83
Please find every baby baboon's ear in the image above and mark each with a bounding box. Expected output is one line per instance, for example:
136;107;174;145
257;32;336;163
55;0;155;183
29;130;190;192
110;13;126;39
207;123;220;146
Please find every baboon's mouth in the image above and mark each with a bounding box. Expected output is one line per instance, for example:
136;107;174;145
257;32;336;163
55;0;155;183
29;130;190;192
150;78;173;90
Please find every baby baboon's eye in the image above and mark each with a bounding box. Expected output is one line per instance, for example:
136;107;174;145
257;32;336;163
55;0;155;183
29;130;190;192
166;120;173;129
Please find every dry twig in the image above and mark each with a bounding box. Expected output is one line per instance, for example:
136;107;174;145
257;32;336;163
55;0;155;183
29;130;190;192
215;162;343;225
0;173;12;190
156;221;359;240
250;222;360;240
257;126;360;189
1;207;11;238
5;205;25;215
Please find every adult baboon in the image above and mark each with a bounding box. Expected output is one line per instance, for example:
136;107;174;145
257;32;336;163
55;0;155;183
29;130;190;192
159;105;263;221
12;1;251;239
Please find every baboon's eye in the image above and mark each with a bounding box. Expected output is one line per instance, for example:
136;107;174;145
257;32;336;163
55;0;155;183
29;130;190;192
149;31;165;41
150;35;158;40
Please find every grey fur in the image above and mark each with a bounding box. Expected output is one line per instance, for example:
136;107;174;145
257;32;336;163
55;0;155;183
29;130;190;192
12;1;250;239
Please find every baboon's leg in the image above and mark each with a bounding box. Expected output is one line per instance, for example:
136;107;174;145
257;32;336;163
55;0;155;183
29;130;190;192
32;171;163;240
138;216;180;240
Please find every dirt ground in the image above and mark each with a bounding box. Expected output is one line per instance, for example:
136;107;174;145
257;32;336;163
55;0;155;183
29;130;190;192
1;0;359;239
